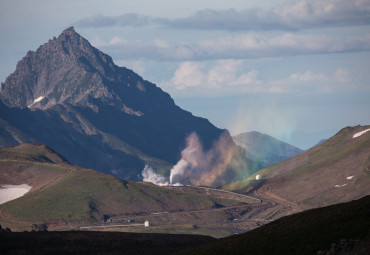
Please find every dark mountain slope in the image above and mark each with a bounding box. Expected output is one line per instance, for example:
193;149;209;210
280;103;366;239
233;131;303;167
181;195;370;255
0;232;215;255
0;27;257;182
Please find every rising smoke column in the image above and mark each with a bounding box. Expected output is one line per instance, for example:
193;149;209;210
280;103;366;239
170;133;202;185
169;131;255;187
142;165;168;186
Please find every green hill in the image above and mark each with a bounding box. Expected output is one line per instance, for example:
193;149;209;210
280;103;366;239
0;143;239;231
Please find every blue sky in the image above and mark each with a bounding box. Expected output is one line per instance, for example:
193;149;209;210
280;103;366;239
1;0;370;149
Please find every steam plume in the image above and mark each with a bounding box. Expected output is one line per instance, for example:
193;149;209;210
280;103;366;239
142;165;168;186
169;132;255;187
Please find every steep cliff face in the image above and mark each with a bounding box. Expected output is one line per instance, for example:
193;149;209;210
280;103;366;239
0;27;258;183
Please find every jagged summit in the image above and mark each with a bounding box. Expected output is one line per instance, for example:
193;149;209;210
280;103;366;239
0;27;251;182
0;26;159;112
63;26;75;33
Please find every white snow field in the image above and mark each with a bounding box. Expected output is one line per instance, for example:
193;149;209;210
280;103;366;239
353;128;370;138
0;184;32;205
28;96;45;108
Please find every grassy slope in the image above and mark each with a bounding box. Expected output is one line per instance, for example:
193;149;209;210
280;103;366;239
180;195;370;255
0;143;70;164
223;125;370;207
0;144;240;231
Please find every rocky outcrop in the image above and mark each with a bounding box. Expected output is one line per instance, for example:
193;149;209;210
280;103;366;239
0;225;12;232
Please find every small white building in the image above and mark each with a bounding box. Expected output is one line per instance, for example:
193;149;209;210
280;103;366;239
256;175;261;181
144;220;150;227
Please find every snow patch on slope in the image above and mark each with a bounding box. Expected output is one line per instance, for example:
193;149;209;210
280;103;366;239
0;184;32;205
353;128;370;138
28;96;45;108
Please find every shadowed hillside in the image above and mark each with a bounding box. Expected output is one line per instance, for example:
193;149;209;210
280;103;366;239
180;195;370;255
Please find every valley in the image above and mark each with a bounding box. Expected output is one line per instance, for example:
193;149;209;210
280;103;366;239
0;125;369;240
54;186;273;237
0;143;283;237
0;25;369;254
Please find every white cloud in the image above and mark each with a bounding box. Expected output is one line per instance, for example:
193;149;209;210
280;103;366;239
333;68;350;83
232;69;261;86
207;60;242;87
266;69;359;94
76;0;370;31
76;13;150;27
164;66;362;97
94;33;370;62
164;60;261;92
109;36;128;45
289;70;328;82
170;62;205;89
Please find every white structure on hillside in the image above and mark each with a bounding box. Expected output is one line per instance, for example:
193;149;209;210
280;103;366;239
144;220;150;227
256;175;261;181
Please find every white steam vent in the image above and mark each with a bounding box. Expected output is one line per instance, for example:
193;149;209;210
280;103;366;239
141;165;168;186
256;175;261;181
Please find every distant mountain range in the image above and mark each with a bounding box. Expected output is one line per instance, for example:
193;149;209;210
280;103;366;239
0;27;259;184
233;131;304;167
225;125;370;214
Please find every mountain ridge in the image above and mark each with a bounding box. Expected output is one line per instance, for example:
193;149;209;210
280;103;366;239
0;27;259;184
0;143;70;165
224;125;370;215
233;131;303;167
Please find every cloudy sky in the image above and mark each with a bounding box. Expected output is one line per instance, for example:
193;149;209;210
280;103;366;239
1;0;369;149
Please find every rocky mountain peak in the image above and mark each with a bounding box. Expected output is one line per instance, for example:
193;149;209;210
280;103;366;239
62;26;76;34
0;27;252;184
0;27;149;111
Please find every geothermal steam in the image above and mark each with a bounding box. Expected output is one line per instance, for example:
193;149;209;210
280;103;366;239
142;132;251;187
142;165;167;186
170;132;248;187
